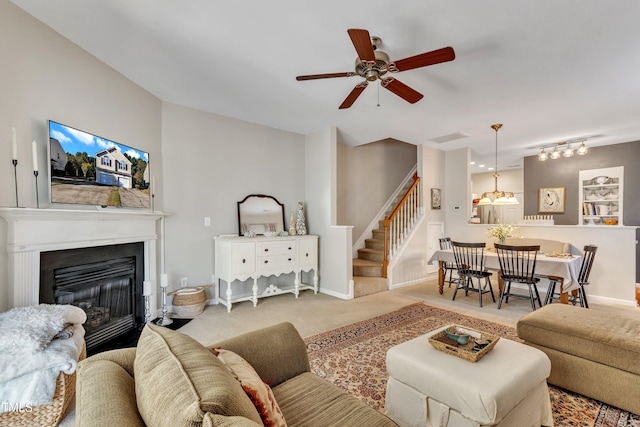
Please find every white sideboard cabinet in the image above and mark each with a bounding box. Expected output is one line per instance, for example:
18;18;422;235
213;235;318;312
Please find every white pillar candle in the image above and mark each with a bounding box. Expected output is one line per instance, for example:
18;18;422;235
160;273;169;288
31;140;38;172
12;127;17;160
143;280;152;296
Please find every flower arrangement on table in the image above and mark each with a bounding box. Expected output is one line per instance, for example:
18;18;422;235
485;223;516;245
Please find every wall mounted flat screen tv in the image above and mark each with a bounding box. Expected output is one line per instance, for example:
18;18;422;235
49;120;151;209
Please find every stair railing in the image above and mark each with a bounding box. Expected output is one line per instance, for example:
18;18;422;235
382;173;421;277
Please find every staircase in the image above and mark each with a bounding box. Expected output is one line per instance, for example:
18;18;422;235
353;172;421;297
353;226;388;297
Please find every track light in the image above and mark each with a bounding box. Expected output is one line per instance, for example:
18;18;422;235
577;142;588;155
563;145;574;157
538;140;588;161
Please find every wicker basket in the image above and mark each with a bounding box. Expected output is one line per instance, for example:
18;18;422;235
428;325;499;362
171;286;208;318
0;343;86;427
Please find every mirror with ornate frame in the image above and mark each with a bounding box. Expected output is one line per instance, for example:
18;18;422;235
237;194;285;235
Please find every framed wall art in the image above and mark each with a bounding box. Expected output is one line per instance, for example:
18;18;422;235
431;188;441;210
538;187;565;213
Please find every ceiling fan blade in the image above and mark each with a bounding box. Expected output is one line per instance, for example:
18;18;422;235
296;72;355;81
339;81;368;109
381;78;423;104
348;28;376;62
390;46;455;72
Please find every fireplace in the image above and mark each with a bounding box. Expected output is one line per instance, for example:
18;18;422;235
40;243;145;351
0;208;163;338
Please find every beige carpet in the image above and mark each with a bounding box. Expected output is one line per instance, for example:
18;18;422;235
58;279;640;426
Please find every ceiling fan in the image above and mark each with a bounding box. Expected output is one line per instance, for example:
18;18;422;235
296;28;455;109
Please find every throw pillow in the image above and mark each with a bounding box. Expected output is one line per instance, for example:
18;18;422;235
215;348;287;427
134;323;262;427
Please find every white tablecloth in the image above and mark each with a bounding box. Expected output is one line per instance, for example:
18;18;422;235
428;248;583;292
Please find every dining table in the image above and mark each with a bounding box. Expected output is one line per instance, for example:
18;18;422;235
428;248;583;304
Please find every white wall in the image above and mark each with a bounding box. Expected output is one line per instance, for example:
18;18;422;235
0;2;161;310
305;127;353;298
161;102;306;293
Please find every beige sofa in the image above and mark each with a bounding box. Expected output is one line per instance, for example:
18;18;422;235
76;322;398;427
517;304;640;414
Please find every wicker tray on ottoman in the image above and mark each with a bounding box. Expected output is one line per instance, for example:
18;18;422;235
0;343;86;427
428;325;499;362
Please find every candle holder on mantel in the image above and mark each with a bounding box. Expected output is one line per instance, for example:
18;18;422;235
155;285;173;326
143;293;152;326
12;159;19;207
33;170;39;209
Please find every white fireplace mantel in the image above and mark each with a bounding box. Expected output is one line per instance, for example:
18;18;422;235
0;207;166;312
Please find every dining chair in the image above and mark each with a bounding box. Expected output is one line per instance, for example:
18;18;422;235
438;237;458;288
495;244;543;311
545;245;597;308
451;241;495;307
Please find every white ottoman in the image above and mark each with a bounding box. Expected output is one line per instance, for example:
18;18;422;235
385;325;553;427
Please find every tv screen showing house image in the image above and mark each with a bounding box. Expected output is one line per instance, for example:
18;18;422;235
49;120;151;209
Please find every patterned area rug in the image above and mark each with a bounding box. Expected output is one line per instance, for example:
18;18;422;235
305;303;640;427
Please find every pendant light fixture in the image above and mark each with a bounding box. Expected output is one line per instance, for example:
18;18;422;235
477;124;519;206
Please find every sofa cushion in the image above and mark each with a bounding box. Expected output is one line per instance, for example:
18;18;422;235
76;359;145;427
272;372;397;427
215;348;287;427
203;413;263;426
134;323;262;427
517;304;640;375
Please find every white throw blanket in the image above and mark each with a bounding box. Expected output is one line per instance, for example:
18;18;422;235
0;304;86;411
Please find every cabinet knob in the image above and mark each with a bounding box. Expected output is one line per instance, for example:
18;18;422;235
305;253;309;257
264;248;269;252
288;247;292;250
242;259;246;263
264;260;268;264
288;258;292;261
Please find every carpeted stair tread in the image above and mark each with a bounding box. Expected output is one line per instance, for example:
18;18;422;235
357;248;384;262
353;276;388;298
352;259;382;277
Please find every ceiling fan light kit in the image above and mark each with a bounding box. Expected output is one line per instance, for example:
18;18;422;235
296;28;455;109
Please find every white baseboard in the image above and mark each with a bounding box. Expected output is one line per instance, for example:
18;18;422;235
319;283;353;300
588;294;638;307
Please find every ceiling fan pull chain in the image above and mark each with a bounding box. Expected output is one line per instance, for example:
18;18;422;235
377;83;380;107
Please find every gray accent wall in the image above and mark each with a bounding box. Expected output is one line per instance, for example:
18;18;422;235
524;140;640;226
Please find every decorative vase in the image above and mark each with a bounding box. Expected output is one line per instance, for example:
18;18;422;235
295;202;307;235
289;211;296;235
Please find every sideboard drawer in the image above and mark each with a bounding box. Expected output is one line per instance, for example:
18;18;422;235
259;254;296;270
257;241;296;256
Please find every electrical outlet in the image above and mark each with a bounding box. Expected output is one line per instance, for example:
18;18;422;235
180;277;188;287
204;217;211;226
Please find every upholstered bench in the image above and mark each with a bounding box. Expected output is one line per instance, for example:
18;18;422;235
517;304;640;414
